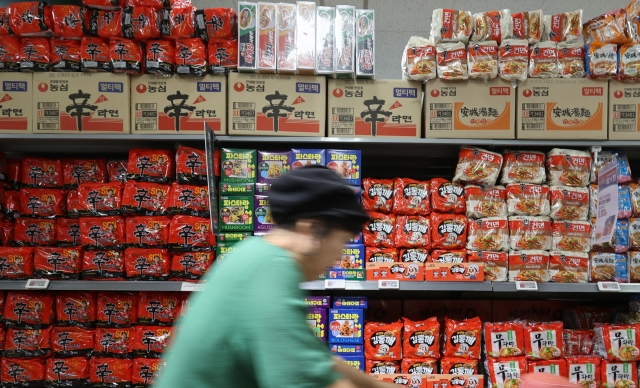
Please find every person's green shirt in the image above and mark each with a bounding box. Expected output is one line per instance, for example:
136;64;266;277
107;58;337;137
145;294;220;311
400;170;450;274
156;237;340;388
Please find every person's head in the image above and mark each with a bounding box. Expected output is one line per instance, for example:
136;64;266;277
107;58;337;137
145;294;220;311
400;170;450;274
267;165;368;280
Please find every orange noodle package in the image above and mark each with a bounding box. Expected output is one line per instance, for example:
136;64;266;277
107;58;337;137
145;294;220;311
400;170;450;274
132;358;164;387
464;185;507;219
443;317;482;359
365;321;402;361
51;327;95;357
170;251;214;280
365;360;400;374
506;184;550;216
51;39;81;72
167;182;209;217
127;148;174;183
393;178;430;215
441;358;478;374
430;178;465;214
471;10;512;44
110;38;143;74
362;178;394;213
20;37;50;72
429;249;467;263
176;146;209;185
400;248;429;263
167;215;215;252
501;150;546;185
66;190;81;218
207;38;237;70
79;216;126;250
429;9;472;44
402;36;436;81
558;43;586;78
484;321;526;358
13;218;56;247
509;216;552;250
78;182;124;217
82;0;124;11
617;43;640;82
163;5;196;39
366;247;399;263
585;42;618;79
549;186;589;221
195;8;237;41
82;250;124;279
512;10;543;44
549;251;590;283
120;181;170;216
1;358;46;387
363;212;396;248
63;158;107;188
594;324;640;362
89;358;132;387
137;291;180;326
126;216;171;248
430;213;467;250
552;220;591;252
466;217;509;251
0;247;34;279
33;247;82;279
146;39;175;75
544;11;582;43
403;317;440;359
529;42;559;78
175;37;207;76
84;9;122;39
132;325;173;357
51;5;84;39
121;6;162;41
468;41;499;79
395;216;430;249
4;291;54;328
94;327;133;357
547;149;592;187
401;358;438;374
499;39;529;83
631;219;640;250
528;359;568;376
524;322;564;360
486;357;527;388
96;291;137;327
8;2;53;37
590;252;623;281
453;147;503;188
583;9;632;45
19;188;66;218
468;250;508;281
628;251;640;282
436;42;468;80
0;8;11;35
600;360;637;388
80;37;111;72
55;291;96;328
0;36;21;71
508;250;550;282
4;326;52;358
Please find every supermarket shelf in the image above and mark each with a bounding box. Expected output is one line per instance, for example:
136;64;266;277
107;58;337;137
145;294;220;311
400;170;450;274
492;282;600;293
0;280;186;292
300;281;493;292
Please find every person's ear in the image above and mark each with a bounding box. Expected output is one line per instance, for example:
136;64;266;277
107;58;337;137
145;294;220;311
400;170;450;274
295;220;322;256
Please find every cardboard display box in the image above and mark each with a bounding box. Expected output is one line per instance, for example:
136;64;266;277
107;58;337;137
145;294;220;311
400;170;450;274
609;80;640;140
327;79;421;138
33;72;130;134
424;78;515;139
227;72;326;136
130;75;226;134
0;73;32;133
516;78;608;140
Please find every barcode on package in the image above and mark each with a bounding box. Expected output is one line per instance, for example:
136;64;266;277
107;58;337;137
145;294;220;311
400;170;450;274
232;102;256;131
429;103;452;130
521;102;545;130
331;107;354;135
136;123;157;131
37;123;59;130
136;103;157;110
38;102;59;109
613;104;637;132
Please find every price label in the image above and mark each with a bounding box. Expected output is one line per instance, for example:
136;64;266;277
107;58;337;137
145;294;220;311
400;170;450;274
181;282;205;292
378;280;400;289
324;279;346;289
515;281;538;291
598;282;621;292
25;279;50;290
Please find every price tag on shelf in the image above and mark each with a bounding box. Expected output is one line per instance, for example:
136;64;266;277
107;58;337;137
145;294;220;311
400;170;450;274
25;279;49;290
378;280;400;289
181;282;205;292
324;279;346;289
598;282;621;292
515;281;538;291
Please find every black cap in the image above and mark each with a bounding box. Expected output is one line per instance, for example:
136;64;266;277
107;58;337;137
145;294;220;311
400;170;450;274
269;165;369;234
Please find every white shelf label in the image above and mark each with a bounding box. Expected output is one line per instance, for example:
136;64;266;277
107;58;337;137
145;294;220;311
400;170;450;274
598;282;621;292
515;281;538;291
378;280;400;289
181;282;205;292
25;279;49;290
324;279;346;289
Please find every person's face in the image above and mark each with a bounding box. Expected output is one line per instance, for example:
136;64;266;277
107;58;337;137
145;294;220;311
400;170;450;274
158;157;164;164
306;229;354;280
153;223;160;231
200;225;206;233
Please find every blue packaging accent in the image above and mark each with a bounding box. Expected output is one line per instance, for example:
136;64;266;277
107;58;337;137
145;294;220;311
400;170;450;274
347;233;362;244
615;252;629;283
330;344;364;355
98;82;124;93
328;309;364;344
327;149;361;186
3;81;27;91
619;185;632;218
304;296;331;309
197;82;222;92
393;87;418;98
333;297;368;309
296;82;321;93
340;355;365;371
351;186;362;204
333;244;365;269
585;43;618;79
291;149;326;168
615;219;630;253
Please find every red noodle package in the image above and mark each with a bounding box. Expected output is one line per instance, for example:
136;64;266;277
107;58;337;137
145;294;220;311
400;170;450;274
563;330;595;356
509;216;552;250
430;213;467;250
80;37;111;72
14;218;56;246
468;250;508;281
1;358;46;386
4;190;20;219
0;36;20;71
207;38;237;69
486;357;527;388
440;357;479;374
164;6;195;39
107;161;128;184
549;251;589;283
67;190;81;219
595;324;640;362
546;149;591;187
94;327;133;357
403;317;440;359
168;215;214;251
84;9;122;39
80;216;126;250
443;317;482;359
20;37;51;71
121;181;170;216
544;11;582;43
96;292;137;327
430;178;465;214
363;212;396;248
33;247;81;279
89;358;132;387
466;217;509;251
4;326;51;357
195;8;237;41
484;321;526;358
123;248;170;280
174;37;207;76
51;5;84;38
127;149;174;183
46;357;90;385
430;249;467;263
110;38;142;74
401;358;438;374
132;358;164;386
471;10;512;44
137;292;179;326
132;325;173;357
176;146;208;185
22;157;62;188
430;9;473;44
529;42;559;78
501;150;546;185
499;39;529;83
436;42;468;80
464;185;507;219
55;291;96;328
126;216;171;248
552;221;591;252
4;291;54;328
0;8;11;35
600;361;638;388
82;250;124;279
0;247;34;279
8;2;53;37
506;183;550;216
122;6;162;41
366;248;399;263
508;250;550;282
566;356;601;388
362;178;394;213
395;216;430;249
19;188;66;218
524;322;564;360
364;321;402;361
170;251;214;280
512;10;543;44
82;0;124;11
393;178;430;215
468;40;499;79
7;158;21;189
51;38;81;71
146;39;175;75
78;182;124;217
167;182;209;217
558;43;585;78
365;360;400;374
583;9;631;45
56;218;82;247
549;186;589;221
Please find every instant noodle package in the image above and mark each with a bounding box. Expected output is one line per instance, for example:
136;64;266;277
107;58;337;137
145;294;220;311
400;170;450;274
499;39;529;84
467;41;498;79
543;10;582;43
549;251;590;283
430;179;466;214
528;359;568;376
484;321;526;358
529;42;558;78
594;324;640;362
524;321;564;360
512;10;543;44
430;9;473;44
468;250;508;281
464;185;507;219
443;317;482;359
471;10;512;44
402;36;437;81
466;217;509;252
394;178;430;215
436;42;468;80
501;150;546;185
558;43;586;78
365;321;402;361
508;250;550;282
546;149;591;187
403;317;440;359
485;357;526;388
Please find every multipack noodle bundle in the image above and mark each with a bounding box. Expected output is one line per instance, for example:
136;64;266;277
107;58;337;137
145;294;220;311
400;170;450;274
430;9;473;44
471;10;512;44
453;147;503;188
436;42;468;80
468;41;498;79
511;10;543;44
529;41;558;78
402;36;437;81
543;10;582;43
499;39;528;84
